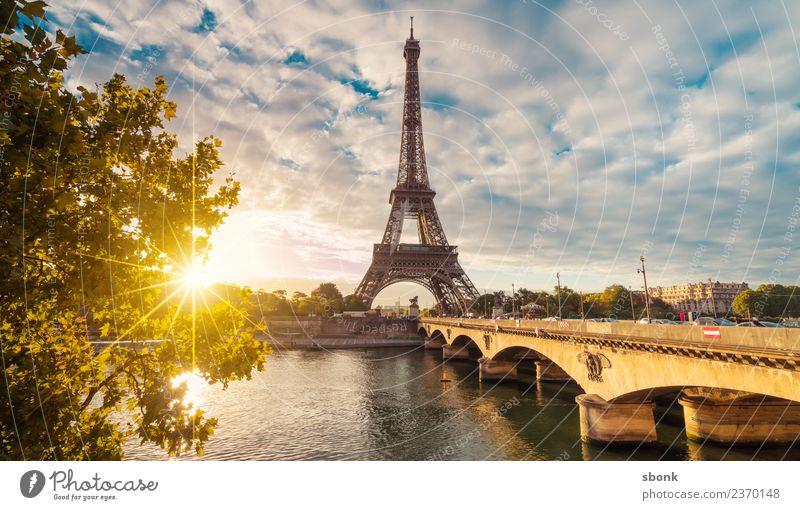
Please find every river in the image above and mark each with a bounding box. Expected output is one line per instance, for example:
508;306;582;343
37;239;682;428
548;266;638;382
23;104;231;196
125;346;800;460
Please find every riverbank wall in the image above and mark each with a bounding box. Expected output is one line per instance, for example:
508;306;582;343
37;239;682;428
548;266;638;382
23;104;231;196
262;316;422;350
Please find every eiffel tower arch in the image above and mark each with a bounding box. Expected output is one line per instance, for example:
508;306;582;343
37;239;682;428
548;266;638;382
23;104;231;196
355;19;480;315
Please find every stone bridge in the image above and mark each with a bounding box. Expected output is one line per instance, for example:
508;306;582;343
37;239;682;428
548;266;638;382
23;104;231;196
419;318;800;445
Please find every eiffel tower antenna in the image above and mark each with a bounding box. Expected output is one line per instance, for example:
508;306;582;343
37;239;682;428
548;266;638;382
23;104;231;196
354;21;480;315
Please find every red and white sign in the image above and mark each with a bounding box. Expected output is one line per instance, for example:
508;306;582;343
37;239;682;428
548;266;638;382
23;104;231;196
703;326;721;339
558;321;569;329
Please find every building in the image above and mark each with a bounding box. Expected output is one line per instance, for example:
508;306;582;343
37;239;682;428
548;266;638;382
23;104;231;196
649;281;749;316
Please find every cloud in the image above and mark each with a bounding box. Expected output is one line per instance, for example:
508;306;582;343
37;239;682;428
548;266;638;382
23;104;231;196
52;0;800;299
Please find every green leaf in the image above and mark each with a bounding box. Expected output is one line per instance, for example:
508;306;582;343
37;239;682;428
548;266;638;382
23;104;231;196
22;0;48;20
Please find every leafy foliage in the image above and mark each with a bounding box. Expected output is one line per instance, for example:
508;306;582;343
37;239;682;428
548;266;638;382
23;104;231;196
732;285;800;318
0;0;267;460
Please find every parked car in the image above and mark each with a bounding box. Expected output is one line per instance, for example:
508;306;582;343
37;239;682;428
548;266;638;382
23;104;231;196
694;317;736;326
639;318;674;324
693;317;718;326
781;319;800;328
736;320;785;328
587;317;618;323
542;316;561;322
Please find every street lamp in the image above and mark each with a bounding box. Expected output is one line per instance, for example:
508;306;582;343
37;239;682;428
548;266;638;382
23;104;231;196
708;277;717;318
511;283;516;317
556;272;562;318
629;285;636;320
637;256;651;322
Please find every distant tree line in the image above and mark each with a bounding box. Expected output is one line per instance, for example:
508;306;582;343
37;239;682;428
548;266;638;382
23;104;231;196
463;284;673;319
210;282;370;318
222;281;799;320
732;284;800;319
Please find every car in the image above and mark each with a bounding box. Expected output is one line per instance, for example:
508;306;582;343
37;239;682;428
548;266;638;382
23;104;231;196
736;320;784;328
587;317;617;323
781;319;800;328
542;316;561;322
639;318;673;324
693;317;736;326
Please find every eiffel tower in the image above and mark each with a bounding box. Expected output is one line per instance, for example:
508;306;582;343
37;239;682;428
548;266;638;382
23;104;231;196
355;18;480;315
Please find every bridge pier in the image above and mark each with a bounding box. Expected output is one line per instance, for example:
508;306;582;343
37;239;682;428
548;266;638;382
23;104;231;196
423;336;445;350
478;358;518;382
535;360;572;382
679;391;800;444
576;394;657;444
442;344;471;361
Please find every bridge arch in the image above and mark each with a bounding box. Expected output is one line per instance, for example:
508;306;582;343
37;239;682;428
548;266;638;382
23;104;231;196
491;346;537;362
610;385;798;405
451;334;480;350
491;345;582;387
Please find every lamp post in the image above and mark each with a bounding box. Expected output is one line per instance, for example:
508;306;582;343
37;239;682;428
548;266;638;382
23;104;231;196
511;283;516;317
629;285;636;320
556;272;562;318
708;277;717;318
579;290;585;321
637;256;651;322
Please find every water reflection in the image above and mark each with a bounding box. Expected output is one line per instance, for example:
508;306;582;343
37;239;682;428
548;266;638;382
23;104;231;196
171;371;208;410
125;348;800;461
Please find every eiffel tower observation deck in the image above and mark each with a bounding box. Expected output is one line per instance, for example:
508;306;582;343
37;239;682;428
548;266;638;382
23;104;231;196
355;18;480;315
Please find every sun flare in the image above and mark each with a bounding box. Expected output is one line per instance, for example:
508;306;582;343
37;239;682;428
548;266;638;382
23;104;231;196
171;371;207;410
180;259;213;290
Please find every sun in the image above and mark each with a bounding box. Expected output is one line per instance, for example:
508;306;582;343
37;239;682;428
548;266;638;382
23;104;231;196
180;259;213;289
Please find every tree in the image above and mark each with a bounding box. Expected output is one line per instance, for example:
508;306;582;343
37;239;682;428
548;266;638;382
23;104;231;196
311;282;343;301
311;282;343;313
471;293;497;317
343;294;369;311
648;296;675;319
732;289;762;318
0;1;267;460
249;289;292;317
754;284;800;318
296;296;326;316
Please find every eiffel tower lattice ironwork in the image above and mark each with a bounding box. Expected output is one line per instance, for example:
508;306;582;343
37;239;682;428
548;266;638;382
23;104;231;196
355;18;480;314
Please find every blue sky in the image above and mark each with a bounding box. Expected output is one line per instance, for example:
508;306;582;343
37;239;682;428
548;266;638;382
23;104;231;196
49;0;800;306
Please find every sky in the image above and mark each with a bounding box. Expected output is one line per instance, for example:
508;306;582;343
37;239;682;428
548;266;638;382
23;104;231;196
48;0;800;307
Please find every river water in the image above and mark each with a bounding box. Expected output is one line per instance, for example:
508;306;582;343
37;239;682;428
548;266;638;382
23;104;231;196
125;346;800;461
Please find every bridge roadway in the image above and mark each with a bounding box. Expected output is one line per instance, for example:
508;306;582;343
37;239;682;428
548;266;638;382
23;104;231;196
419;318;800;445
